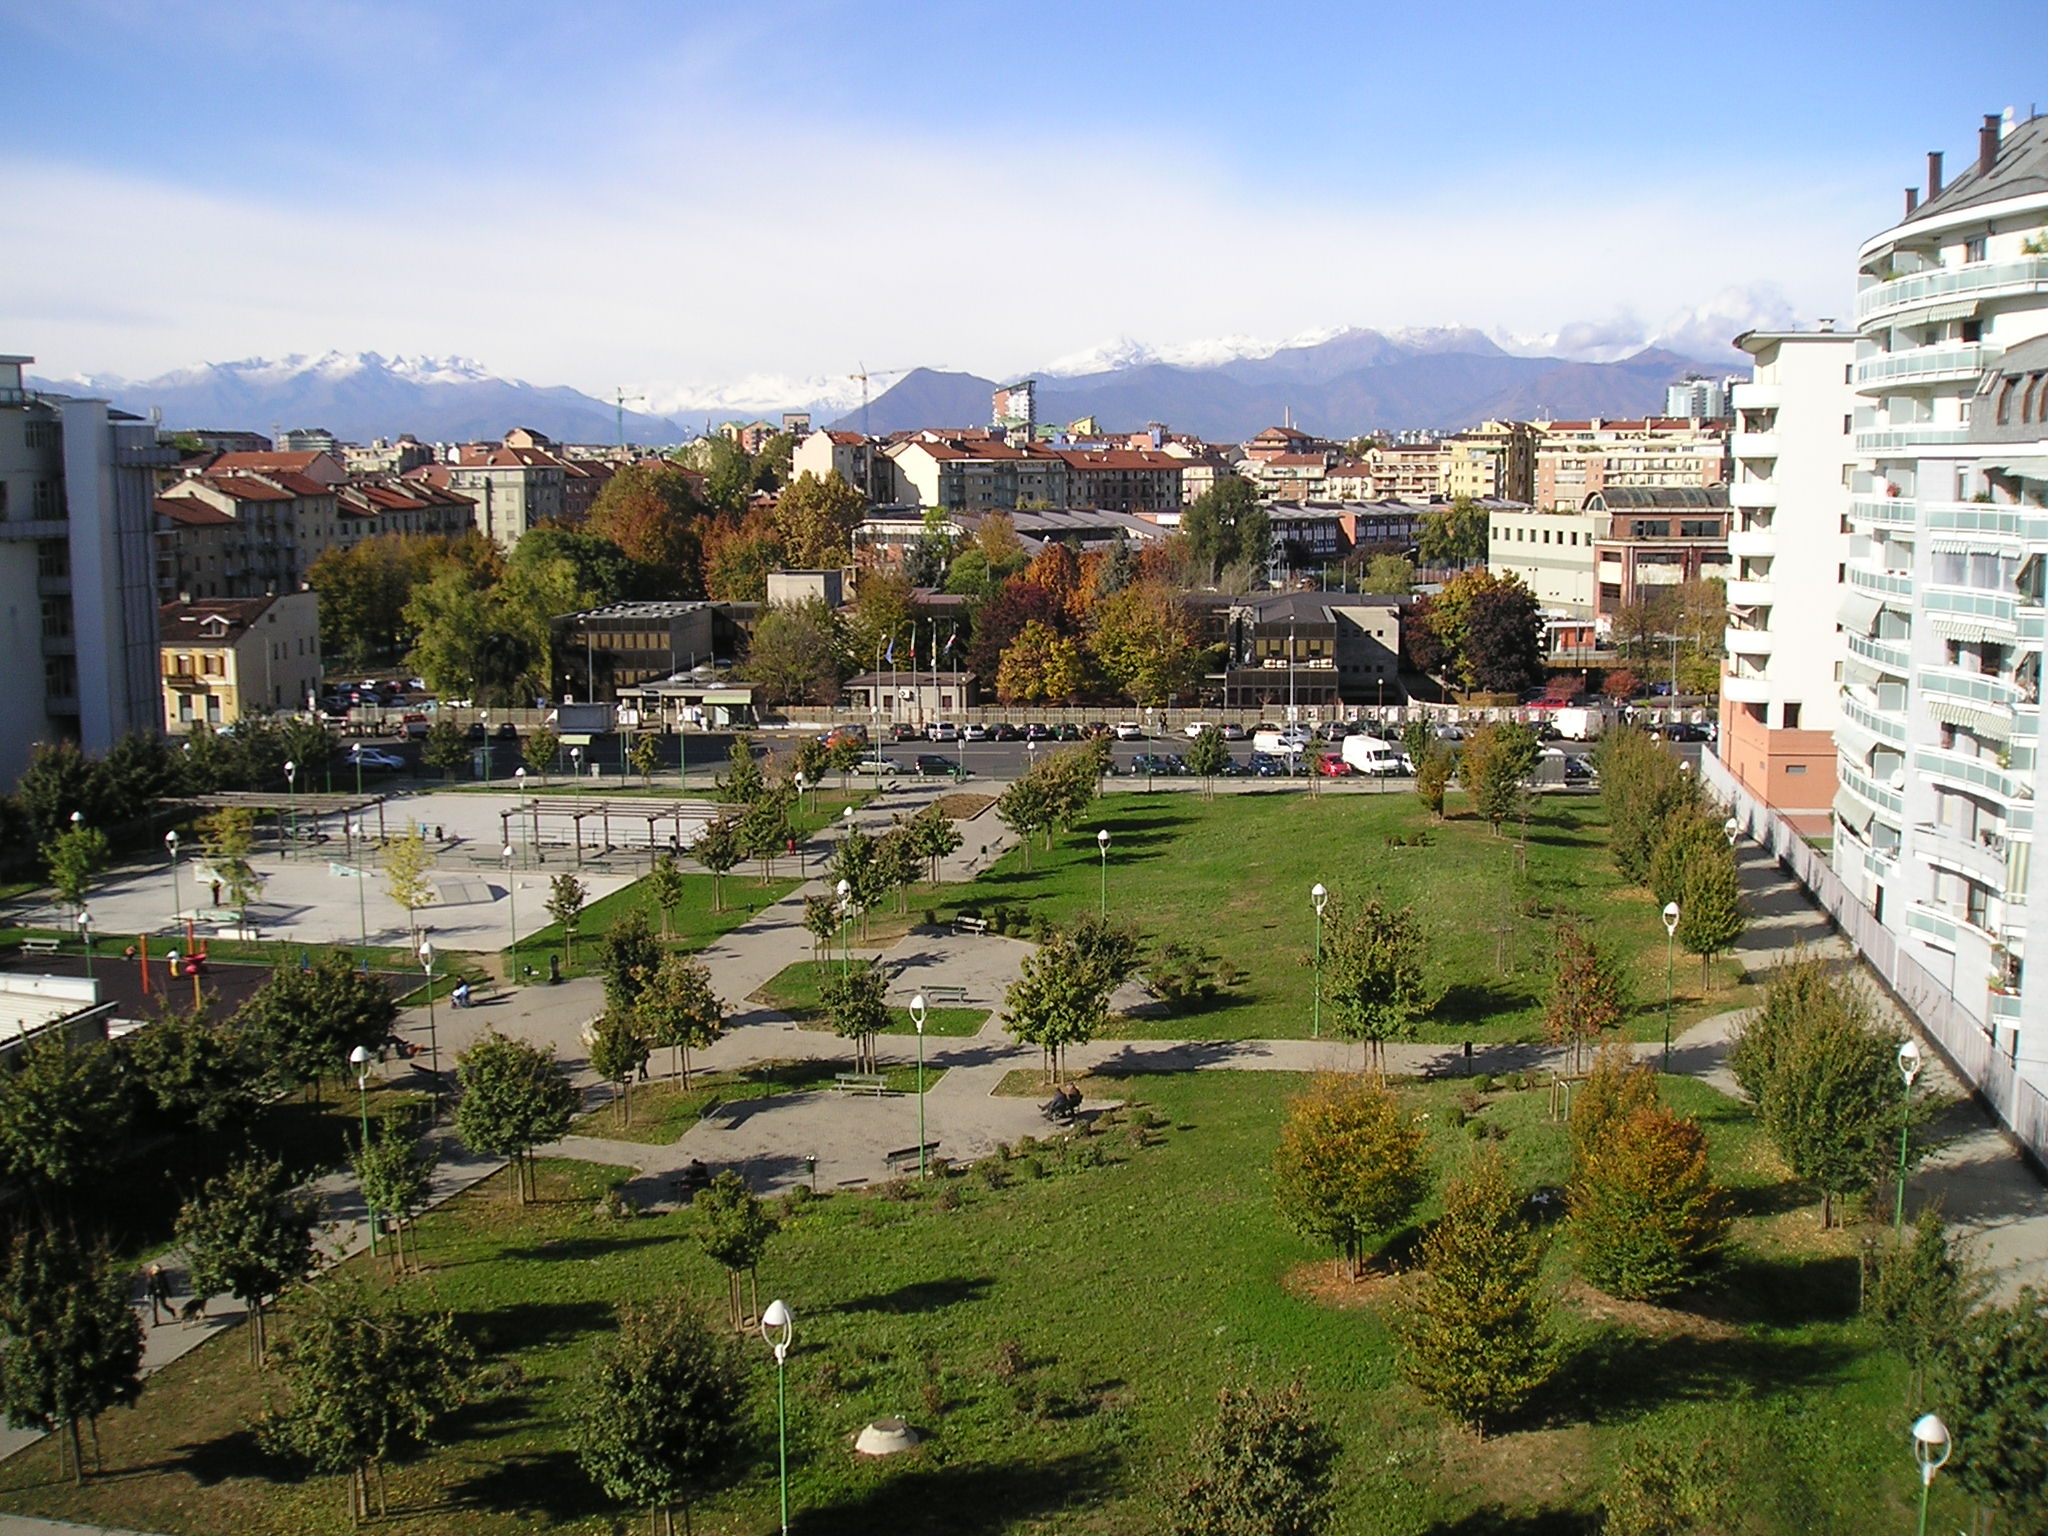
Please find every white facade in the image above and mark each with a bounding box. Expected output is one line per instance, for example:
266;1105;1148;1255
1723;329;1856;731
1830;110;2048;1084
1486;508;1598;615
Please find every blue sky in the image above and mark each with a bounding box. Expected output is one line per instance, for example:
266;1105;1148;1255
4;0;2044;408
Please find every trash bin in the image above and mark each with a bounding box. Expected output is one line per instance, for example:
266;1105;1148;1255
548;954;562;984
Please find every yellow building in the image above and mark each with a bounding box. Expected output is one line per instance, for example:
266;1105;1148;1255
160;591;322;731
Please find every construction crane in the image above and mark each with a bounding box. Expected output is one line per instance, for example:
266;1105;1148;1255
848;363;925;437
613;388;648;449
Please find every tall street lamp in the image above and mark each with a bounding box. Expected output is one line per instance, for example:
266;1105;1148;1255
1895;1039;1923;1232
1724;815;1740;848
165;829;181;928
1311;883;1328;1039
78;906;93;982
1661;900;1681;1070
503;844;519;972
1911;1412;1950;1536
351;744;365;796
284;759;298;851
419;939;440;1119
836;879;852;978
1096;828;1110;918
761;1299;795;1536
910;992;928;1180
349;1044;379;1257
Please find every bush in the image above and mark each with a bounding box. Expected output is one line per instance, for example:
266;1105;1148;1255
1167;1376;1339;1536
933;1184;962;1212
1571;1102;1727;1301
1602;1436;1732;1536
974;1159;1010;1191
1013;1155;1045;1181
779;1185;814;1219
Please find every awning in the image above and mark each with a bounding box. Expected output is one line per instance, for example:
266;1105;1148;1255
1834;788;1875;834
1928;615;2013;643
1837;590;1882;634
1844;656;1885;689
702;690;753;705
1980;457;2048;481
1920;300;1982;324
1925;697;2013;739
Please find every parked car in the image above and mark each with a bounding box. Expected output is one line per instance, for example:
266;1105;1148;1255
351;747;405;771
962;723;991;742
889;723;921;742
1082;722;1115;739
1115;721;1145;740
1655;721;1712;742
1023;723;1052;741
1053;723;1084;741
909;754;959;777
850;756;898;777
465;722;488;742
1128;752;1184;776
1248;752;1293;777
990;722;1022;741
926;722;960;742
1182;720;1215;739
823;725;869;750
1315;754;1355;776
1219;722;1247;741
495;721;520;741
1317;722;1351;742
1563;755;1596;784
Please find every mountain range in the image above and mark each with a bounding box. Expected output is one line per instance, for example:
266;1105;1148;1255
31;326;1734;450
831;328;1726;441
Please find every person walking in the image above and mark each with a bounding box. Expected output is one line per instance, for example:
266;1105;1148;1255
146;1264;173;1326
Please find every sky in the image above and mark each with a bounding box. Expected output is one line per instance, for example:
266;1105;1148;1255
4;0;2046;411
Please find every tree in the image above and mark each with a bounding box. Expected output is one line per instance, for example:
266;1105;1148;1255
306;534;440;667
588;1011;651;1127
421;718;468;781
1183;475;1270;582
687;434;755;516
694;1170;777;1331
1394;1147;1556;1434
197;806;264;912
1167;1377;1339;1536
1408;741;1449;819
996;619;1084;703
735;783;793;882
175;1155;320;1365
646;852;687;938
1417;496;1489;567
791;734;831;803
801;894;838;965
122;1005;270;1134
875;825;919;914
598;906;664;1014
1648;806;1724;910
453;1031;581;1203
691;816;742;913
0;1225;144;1485
0;1035;130;1204
966;577;1067;683
351;1108;437;1276
523;726;563;784
1272;1074;1428;1278
511;526;648;607
1602;668;1640;704
585;463;706;591
1674;842;1744;987
772;470;864;569
995;773;1056;871
905;802;962;885
742;596;844;706
628;732;661;787
1545;921;1624;1071
546;872;589;965
1004;928;1109;1081
1456;721;1536;832
235;952;399;1100
574;1296;748;1536
259;1280;475;1524
700;505;786;601
718;737;765;805
404;562;540;707
1186;725;1230;798
637;953;725;1087
1566;1044;1661;1178
382;826;437;947
1360;553;1415;595
45;822;111;913
821;960;890;1075
1595;727;1701;887
1423;568;1543;695
1870;1207;1983;1402
1570;1100;1726;1301
1936;1286;2048;1534
1322;898;1435;1074
1091;582;1198;704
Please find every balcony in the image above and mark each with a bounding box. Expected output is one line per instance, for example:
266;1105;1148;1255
1847;630;1913;676
1731;383;1782;411
1923;585;2018;632
1919;663;2022;711
1730;481;1780;510
1849;494;1917;527
1732;433;1781;461
1724;626;1774;657
1840;760;1906;816
1855;343;2003;388
1855;255;2048;325
1846;564;1915;601
1991;990;2024;1025
1917;744;2025;803
1724;578;1775;606
1843;691;1908;742
1856;424;1974;454
1721;672;1772;704
1919;823;2015;892
1726;528;1777;559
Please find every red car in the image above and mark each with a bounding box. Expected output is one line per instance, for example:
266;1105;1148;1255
1315;755;1354;777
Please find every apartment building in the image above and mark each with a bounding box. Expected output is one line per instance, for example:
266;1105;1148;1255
1056;448;1183;513
413;443;566;550
156;468;340;598
0;357;171;785
1718;328;1856;833
1444;421;1537;503
1533;417;1729;511
791;430;898;504
158;591;321;729
1587;487;1732;624
885;434;1073;511
1366;442;1445;501
1830;109;2048;1078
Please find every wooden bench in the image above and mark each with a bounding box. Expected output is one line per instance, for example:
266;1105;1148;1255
833;1072;890;1096
951;915;989;936
17;937;60;958
919;984;969;1006
884;1141;940;1172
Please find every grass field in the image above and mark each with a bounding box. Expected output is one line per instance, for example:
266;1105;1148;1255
573;1058;940;1145
0;1068;1952;1536
917;790;1751;1044
503;871;798;984
753;960;990;1037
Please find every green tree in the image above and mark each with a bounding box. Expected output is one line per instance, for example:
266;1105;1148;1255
598;906;664;1014
306;534;438;667
718;736;765;804
1186;725;1230;797
694;1170;777;1331
741;597;844;706
691;815;742;913
791;734;832;804
175;1155;320;1364
546;872;588;965
0;1038;132;1202
382;826;437;947
875;824;919;914
121;1005;270;1134
1456;721;1535;832
236;953;398;1100
1545;921;1624;1072
1566;1043;1662;1178
801;893;838;965
197;806;264;911
453;1032;580;1203
1360;553;1415;595
45;822;111;912
351;1108;437;1277
573;1296;748;1536
1272;1074;1428;1278
1570;1101;1726;1301
1417;496;1489;567
995;772;1056;871
1394;1147;1557;1434
588;1011;651;1127
1414;740;1454;819
585;463;706;591
772;469;864;568
1936;1286;2048;1534
735;783;793;882
523;726;562;784
1648;806;1725;910
645;852;687;938
821;960;890;1075
1674;842;1744;988
1182;475;1270;582
1090;582;1198;705
1425;567;1543;695
0;1225;144;1485
637;952;726;1087
627;733;661;787
1004;927;1109;1081
258;1280;475;1524
1870;1207;1983;1402
1595;728;1702;887
905;801;962;884
1322;898;1435;1074
1167;1377;1339;1536
420;719;467;781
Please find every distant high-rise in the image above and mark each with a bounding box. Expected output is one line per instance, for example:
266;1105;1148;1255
1665;376;1731;420
992;379;1036;439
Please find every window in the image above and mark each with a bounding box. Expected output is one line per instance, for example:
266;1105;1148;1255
1783;702;1802;729
1844;414;1853;435
1964;236;1988;263
1962;318;1983;343
1999;380;2017;426
1786;763;1807;775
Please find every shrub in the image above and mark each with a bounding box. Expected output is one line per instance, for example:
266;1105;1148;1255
1602;1436;1732;1536
1571;1103;1727;1301
1166;1376;1339;1536
975;1159;1010;1191
1272;1074;1428;1279
1014;1155;1045;1181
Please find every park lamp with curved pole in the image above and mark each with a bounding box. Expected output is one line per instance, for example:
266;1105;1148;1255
1895;1038;1924;1231
761;1299;795;1535
1660;900;1681;1069
1911;1412;1950;1536
1310;883;1329;1039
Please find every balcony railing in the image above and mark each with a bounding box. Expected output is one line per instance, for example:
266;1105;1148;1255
1847;564;1915;599
1856;424;1974;454
1848;630;1913;675
1923;585;2018;630
1919;664;2023;711
1916;745;2025;803
1849;494;1917;527
1855;255;2048;324
1839;760;1905;816
1843;692;1908;742
1854;343;2003;388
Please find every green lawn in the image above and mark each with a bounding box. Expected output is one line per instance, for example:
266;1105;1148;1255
504;871;798;983
936;790;1751;1044
0;1069;1950;1536
574;1058;941;1145
753;960;989;1037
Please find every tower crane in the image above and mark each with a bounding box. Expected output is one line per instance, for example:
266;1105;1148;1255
613;388;648;449
848;363;926;437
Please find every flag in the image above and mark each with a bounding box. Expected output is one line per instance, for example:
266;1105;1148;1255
944;626;959;655
885;634;895;666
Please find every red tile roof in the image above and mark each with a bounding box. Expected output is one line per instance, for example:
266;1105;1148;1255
155;496;234;526
209;450;327;473
197;475;295;502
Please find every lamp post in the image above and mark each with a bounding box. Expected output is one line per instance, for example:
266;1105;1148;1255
165;829;181;927
351;744;364;796
571;744;583;781
761;1299;794;1536
419;939;440;1118
910;992;929;1179
1911;1412;1950;1536
836;878;852;978
1724;815;1740;848
349;1044;378;1256
1661;900;1680;1070
1096;827;1110;918
1895;1039;1923;1232
284;759;298;851
1311;882;1328;1039
503;844;519;965
78;906;93;982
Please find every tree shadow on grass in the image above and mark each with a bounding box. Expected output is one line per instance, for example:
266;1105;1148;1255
804;1447;1116;1536
165;1427;289;1488
1436;981;1531;1029
830;1274;995;1316
457;1298;616;1357
1695;1250;1861;1328
497;1232;672;1266
1549;1320;1860;1426
1426;1503;1599;1535
442;1447;605;1524
1719;1178;1815;1219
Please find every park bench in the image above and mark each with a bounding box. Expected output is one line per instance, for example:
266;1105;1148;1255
833;1072;890;1096
884;1141;940;1173
919;984;969;1005
951;915;989;936
17;937;60;958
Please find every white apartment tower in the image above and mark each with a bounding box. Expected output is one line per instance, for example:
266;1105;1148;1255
1719;328;1857;833
1831;109;2048;1081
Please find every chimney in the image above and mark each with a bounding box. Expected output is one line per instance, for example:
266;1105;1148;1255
1905;186;1920;217
1980;113;2002;176
1928;150;1944;200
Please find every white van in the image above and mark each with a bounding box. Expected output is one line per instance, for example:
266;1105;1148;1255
1252;725;1313;756
1340;735;1408;776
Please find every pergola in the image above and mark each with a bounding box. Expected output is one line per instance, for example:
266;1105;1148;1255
499;797;716;866
176;791;393;854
